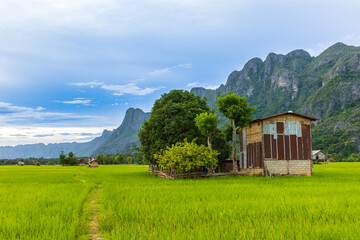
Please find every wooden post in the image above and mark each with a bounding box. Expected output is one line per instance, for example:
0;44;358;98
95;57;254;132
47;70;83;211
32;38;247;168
232;119;238;172
207;134;214;173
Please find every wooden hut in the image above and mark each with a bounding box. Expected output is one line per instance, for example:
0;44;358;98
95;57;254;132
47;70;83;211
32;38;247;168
239;111;318;176
88;159;99;167
78;158;87;166
312;150;326;164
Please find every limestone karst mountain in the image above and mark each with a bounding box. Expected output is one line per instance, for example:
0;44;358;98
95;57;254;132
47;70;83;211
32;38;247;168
191;42;360;156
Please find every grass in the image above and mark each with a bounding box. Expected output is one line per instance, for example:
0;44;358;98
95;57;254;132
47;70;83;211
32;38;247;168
0;163;360;239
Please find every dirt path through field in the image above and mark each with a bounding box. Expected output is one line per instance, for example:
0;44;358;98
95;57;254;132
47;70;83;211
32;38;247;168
87;185;103;240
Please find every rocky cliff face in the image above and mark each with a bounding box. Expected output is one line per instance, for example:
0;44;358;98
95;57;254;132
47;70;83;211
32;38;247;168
92;108;150;155
191;42;360;157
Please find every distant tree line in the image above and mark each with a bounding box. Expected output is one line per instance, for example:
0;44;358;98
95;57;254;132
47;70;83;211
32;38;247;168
0;149;146;166
95;150;145;165
327;153;360;162
59;151;78;165
0;157;59;165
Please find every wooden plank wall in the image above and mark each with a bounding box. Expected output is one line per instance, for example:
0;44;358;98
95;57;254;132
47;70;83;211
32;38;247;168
246;142;262;168
263;115;312;160
241;121;263;168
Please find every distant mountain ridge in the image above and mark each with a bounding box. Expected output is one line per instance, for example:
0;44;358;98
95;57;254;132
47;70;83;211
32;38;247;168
0;108;150;159
191;42;360;156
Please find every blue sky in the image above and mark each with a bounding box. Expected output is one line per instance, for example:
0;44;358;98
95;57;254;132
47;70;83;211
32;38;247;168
1;0;360;146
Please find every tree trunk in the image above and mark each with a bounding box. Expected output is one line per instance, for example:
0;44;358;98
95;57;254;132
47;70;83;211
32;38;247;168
232;119;238;172
207;134;214;173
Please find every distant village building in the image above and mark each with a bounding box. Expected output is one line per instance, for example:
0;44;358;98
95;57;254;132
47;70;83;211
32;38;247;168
78;158;87;166
18;161;24;166
239;111;318;176
88;159;99;167
312;150;326;164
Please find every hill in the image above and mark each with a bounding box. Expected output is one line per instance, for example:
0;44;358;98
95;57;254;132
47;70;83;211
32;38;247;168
93;108;150;155
191;42;360;157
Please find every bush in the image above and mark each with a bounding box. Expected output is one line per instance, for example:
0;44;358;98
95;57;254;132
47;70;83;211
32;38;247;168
154;139;219;174
346;153;360;162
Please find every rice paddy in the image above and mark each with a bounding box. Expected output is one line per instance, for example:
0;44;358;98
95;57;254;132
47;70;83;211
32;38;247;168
1;163;359;239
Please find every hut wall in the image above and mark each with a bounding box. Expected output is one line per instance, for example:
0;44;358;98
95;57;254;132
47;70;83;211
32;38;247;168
262;115;312;176
242;121;263;169
262;115;312;161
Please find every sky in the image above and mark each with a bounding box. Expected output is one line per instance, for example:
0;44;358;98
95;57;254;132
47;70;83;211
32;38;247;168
1;0;360;146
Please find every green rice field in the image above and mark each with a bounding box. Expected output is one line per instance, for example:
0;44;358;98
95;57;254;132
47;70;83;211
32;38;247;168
0;163;359;239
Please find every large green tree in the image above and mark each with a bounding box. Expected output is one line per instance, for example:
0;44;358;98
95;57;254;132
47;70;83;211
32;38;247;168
215;92;256;172
138;90;230;165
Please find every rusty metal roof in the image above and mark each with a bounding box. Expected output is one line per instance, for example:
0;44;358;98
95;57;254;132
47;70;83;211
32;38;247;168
251;111;319;123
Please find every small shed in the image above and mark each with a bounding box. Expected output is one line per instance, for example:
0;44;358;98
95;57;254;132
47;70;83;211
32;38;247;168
239;111;318;176
88;159;99;167
78;158;87;166
18;161;24;166
312;150;326;164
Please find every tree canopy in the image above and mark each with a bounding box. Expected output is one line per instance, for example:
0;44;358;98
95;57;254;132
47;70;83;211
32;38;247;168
138;90;230;165
195;112;219;172
216;92;256;172
195;112;218;137
216;92;256;128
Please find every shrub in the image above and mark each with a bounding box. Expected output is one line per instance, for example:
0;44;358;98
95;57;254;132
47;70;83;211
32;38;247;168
154;139;219;174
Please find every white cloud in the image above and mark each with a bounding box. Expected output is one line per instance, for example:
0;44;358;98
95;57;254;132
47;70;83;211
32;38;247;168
178;63;193;69
101;83;163;96
0;126;114;146
149;68;171;76
204;85;219;90
149;63;193;76
186;82;198;88
185;82;219;90
0;101;105;126
0;102;38;112
69;81;104;87
62;98;93;105
0;0;249;36
70;80;163;96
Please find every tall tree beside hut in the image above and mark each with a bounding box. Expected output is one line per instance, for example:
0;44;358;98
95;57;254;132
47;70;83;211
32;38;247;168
195;112;218;172
215;92;256;172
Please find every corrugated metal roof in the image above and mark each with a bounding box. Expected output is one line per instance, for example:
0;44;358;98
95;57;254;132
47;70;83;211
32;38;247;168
251;111;319;123
312;150;325;155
